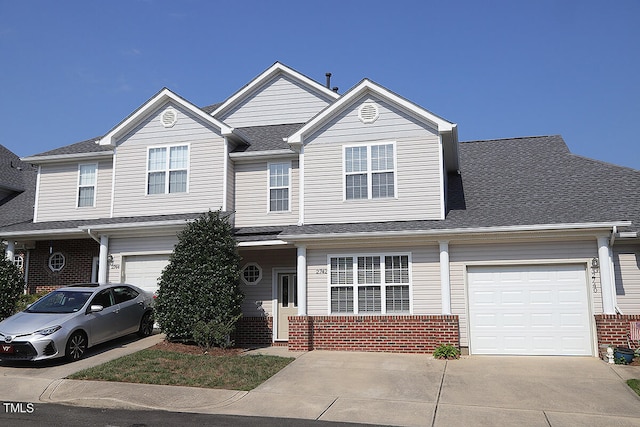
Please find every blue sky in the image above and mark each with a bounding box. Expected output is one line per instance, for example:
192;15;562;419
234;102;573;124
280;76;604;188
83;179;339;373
1;0;638;169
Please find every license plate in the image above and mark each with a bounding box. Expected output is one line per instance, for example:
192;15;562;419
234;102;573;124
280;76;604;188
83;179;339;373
0;345;14;354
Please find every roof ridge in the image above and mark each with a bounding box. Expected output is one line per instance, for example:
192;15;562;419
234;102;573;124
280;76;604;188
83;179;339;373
460;135;561;144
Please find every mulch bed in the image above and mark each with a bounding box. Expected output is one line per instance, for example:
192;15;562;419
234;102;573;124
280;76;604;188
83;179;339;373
150;340;245;356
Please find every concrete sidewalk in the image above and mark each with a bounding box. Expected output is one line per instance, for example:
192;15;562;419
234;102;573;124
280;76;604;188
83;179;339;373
2;336;640;426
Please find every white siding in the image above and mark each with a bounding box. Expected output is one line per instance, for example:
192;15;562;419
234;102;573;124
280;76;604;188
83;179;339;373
305;242;440;316
219;74;332;127
239;248;297;317
449;239;600;348
233;159;299;227
303;95;442;224
614;243;640;314
226;155;235;213
112;102;226;217
36;159;112;222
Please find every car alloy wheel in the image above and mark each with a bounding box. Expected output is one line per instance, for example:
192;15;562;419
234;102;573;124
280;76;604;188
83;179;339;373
138;312;154;337
66;332;87;362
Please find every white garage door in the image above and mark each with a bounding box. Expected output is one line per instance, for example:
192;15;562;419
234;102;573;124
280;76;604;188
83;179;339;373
468;264;592;356
124;254;170;296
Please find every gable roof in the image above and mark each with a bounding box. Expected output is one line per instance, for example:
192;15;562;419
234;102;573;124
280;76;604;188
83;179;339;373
231;123;304;153
210;62;340;119
0;146;37;228
285;79;460;171
280;135;639;239
99;88;233;146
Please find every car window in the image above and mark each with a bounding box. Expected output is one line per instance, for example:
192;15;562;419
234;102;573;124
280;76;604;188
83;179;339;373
91;290;114;308
113;286;139;304
26;291;93;314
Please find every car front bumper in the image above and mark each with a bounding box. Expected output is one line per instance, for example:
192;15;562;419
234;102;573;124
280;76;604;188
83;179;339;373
0;338;61;361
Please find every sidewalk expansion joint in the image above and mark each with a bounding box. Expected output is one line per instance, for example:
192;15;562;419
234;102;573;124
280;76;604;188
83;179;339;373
316;397;339;421
431;360;447;427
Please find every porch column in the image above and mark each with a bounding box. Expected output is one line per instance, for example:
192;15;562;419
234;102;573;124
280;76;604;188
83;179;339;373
439;240;451;315
5;240;15;261
598;236;616;314
297;245;307;315
98;235;109;285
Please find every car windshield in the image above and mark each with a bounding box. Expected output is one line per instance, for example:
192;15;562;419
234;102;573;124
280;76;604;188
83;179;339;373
26;291;94;314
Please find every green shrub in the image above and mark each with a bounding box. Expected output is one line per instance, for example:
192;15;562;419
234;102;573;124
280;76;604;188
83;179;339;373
193;316;241;350
0;255;25;320
16;292;48;312
155;211;244;344
433;344;460;360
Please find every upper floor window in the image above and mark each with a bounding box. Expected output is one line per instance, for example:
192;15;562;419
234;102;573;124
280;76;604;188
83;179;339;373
329;253;410;315
268;162;290;212
147;145;188;195
77;164;97;207
344;143;395;200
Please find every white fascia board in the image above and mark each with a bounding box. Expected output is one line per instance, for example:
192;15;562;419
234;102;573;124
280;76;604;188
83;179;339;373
279;221;632;242
0;228;87;238
21;150;113;164
79;220;192;232
229;149;297;161
99;88;232;146
238;240;289;247
211;62;340;118
286;79;456;145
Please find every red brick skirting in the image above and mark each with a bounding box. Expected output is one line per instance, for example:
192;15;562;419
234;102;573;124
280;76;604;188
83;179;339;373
595;314;640;356
232;316;273;347
288;315;459;353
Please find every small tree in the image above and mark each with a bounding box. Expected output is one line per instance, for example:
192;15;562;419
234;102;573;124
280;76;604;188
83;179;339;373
155;211;243;347
0;254;25;320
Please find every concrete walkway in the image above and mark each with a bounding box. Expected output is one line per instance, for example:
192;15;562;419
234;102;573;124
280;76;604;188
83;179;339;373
1;335;640;426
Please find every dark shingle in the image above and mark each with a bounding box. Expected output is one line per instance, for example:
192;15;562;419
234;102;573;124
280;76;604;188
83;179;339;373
27;137;113;158
231;123;305;152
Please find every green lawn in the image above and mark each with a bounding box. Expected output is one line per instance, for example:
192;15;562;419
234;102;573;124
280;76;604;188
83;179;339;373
68;349;293;391
627;379;640;397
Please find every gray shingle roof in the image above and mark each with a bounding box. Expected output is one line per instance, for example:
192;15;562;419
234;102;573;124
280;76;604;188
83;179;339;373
0;145;37;227
281;135;640;236
231;123;305;153
28;137;113;158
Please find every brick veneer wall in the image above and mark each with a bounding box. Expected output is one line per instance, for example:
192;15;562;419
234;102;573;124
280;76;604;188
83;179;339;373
595;314;640;356
288;315;459;353
233;316;273;347
27;239;99;294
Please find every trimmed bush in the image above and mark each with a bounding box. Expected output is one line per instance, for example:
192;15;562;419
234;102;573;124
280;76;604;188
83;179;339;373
155;211;244;346
0;254;25;320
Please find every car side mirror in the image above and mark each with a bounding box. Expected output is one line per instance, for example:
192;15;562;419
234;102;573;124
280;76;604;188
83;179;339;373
88;304;104;313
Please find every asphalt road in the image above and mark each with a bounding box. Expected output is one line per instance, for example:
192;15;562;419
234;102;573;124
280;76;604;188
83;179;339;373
1;402;372;427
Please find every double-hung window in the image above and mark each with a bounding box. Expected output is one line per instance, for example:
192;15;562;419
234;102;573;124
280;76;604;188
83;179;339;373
147;145;188;195
344;143;395;200
268;162;290;212
329;253;410;314
77;164;97;207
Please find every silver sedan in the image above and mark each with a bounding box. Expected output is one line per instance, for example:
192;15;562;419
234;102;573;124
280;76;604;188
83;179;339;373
0;283;154;362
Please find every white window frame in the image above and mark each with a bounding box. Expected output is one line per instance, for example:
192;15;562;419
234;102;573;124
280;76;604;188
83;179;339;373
343;142;397;201
267;161;291;213
241;262;262;286
146;144;190;195
327;252;412;315
48;252;66;272
77;163;97;208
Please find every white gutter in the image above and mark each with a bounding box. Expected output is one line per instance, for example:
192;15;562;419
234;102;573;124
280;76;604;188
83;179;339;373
22;150;114;164
279;221;632;241
229;149;297;160
238;240;289;247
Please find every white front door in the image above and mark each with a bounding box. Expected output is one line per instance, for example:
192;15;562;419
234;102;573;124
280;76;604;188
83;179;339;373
468;264;592;356
277;273;297;340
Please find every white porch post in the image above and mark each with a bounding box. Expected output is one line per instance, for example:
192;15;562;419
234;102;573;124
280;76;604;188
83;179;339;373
5;240;15;261
98;235;109;285
598;236;616;314
297;245;307;315
439;240;451;315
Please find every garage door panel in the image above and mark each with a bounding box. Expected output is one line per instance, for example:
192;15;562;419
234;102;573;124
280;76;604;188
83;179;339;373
468;264;592;356
124;254;170;296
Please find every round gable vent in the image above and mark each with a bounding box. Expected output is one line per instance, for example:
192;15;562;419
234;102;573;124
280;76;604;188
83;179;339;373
160;108;178;128
358;103;379;124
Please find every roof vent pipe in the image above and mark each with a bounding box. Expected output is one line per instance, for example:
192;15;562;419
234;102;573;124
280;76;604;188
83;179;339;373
325;72;332;89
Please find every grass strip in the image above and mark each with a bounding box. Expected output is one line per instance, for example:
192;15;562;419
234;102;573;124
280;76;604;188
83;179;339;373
627;379;640;397
68;349;293;391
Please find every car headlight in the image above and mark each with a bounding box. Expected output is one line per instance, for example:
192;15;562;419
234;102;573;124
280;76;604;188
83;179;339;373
34;326;62;336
